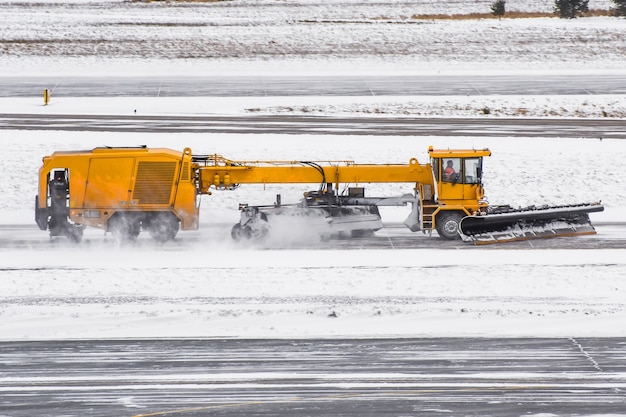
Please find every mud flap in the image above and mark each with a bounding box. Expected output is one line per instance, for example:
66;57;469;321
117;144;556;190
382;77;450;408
460;203;604;244
35;195;49;231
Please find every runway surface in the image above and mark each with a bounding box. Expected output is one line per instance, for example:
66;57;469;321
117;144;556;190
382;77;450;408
1;113;625;139
2;74;626;97
1;338;625;417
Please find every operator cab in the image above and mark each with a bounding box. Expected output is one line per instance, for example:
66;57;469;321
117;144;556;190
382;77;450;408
428;147;491;206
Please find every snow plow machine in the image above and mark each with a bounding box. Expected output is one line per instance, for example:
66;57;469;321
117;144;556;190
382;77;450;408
35;145;603;244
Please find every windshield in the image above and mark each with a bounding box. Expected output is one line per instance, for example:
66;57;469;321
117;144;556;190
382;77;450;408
433;157;482;184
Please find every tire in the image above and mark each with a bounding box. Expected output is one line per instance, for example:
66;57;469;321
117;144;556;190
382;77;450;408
248;222;269;240
436;211;464;240
148;213;179;242
231;223;250;241
108;214;141;242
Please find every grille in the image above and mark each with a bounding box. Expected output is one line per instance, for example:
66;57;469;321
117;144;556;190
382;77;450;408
133;161;177;205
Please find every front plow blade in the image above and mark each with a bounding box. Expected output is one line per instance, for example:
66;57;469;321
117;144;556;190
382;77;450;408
460;203;604;244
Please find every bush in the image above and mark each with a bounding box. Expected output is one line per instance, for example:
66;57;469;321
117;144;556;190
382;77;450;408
554;0;589;18
611;0;626;16
491;0;506;17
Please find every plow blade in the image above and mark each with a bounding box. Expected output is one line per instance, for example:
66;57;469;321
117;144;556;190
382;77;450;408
460;203;604;244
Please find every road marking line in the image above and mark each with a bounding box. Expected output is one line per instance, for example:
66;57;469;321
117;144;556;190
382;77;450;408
569;337;603;372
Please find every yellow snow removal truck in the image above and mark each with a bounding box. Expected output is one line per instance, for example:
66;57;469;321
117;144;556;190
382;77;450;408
35;145;603;244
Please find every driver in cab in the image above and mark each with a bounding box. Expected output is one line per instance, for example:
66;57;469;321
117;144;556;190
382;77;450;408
444;160;456;182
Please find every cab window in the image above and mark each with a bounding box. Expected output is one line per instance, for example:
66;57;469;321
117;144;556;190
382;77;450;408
464;158;482;184
442;158;461;183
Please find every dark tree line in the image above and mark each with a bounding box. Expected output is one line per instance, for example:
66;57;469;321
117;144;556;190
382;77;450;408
612;0;626;16
490;0;506;17
554;0;588;18
489;0;625;18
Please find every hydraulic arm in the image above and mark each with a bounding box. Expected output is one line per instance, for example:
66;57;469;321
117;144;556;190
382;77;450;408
192;154;433;192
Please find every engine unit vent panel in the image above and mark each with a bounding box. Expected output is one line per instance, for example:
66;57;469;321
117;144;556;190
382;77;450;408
133;161;177;205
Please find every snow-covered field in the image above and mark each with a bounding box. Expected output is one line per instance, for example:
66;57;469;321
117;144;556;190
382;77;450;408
0;0;622;76
1;0;625;341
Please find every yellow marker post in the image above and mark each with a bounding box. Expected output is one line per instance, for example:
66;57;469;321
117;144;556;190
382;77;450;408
43;89;50;105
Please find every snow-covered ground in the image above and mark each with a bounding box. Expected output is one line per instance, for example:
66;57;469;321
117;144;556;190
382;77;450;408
1;0;625;341
0;0;622;76
4;94;626;119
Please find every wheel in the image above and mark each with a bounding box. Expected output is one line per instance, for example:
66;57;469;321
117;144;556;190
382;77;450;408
108;215;141;242
248;221;269;240
148;214;179;242
231;223;251;241
436;212;464;240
